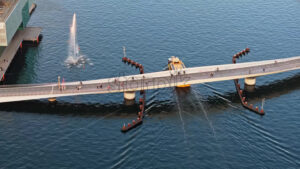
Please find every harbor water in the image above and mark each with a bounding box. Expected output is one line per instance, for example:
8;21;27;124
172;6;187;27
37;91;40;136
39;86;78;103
0;0;300;168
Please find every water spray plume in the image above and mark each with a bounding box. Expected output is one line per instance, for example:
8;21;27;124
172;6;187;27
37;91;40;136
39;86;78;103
262;98;265;110
65;13;92;68
69;13;79;58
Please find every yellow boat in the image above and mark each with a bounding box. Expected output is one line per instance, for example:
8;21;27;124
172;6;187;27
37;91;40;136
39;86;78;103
168;56;191;88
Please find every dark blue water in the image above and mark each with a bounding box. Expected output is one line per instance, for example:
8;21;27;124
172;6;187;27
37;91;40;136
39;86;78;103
1;0;300;168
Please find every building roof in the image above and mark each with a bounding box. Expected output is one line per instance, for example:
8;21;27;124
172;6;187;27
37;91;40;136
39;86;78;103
0;0;18;21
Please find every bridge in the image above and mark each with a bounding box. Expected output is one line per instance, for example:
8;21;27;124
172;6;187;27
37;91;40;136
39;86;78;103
0;55;300;103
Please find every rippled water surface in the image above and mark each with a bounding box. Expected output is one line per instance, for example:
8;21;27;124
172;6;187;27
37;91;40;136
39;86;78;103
1;0;300;168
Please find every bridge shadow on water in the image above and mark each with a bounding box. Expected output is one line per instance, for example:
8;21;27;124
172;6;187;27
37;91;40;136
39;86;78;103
0;73;300;117
0;100;139;117
0;44;40;85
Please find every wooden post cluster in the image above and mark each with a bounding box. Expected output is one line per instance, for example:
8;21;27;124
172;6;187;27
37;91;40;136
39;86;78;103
232;48;265;115
121;57;146;132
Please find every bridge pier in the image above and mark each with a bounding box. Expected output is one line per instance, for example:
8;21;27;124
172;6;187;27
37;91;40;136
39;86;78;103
244;77;256;92
48;98;56;102
245;77;256;86
124;91;136;100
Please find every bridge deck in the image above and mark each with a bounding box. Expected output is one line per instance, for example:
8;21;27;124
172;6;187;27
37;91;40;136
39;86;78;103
0;55;300;103
0;27;42;80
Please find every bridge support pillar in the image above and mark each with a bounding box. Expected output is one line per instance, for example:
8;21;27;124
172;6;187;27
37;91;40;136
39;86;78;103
244;77;256;92
48;98;56;102
245;77;256;86
124;91;136;100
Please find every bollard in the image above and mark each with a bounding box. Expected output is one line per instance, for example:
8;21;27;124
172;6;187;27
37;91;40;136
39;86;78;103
140;69;144;74
139;105;144;111
139;98;144;104
121;57;146;132
135;63;140;68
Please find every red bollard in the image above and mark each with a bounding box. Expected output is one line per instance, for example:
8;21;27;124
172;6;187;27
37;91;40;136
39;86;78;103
135;63;140;68
245;48;250;53
139;98;144;103
139;105;144;111
140;69;144;74
233;58;236;64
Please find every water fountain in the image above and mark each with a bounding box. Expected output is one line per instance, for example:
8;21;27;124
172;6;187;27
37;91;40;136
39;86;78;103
65;13;92;68
69;13;79;59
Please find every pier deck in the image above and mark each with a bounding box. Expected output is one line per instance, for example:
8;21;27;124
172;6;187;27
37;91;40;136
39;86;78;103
0;27;42;80
23;27;42;42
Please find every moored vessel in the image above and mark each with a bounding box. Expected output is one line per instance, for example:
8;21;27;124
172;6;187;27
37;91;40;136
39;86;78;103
168;56;190;88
